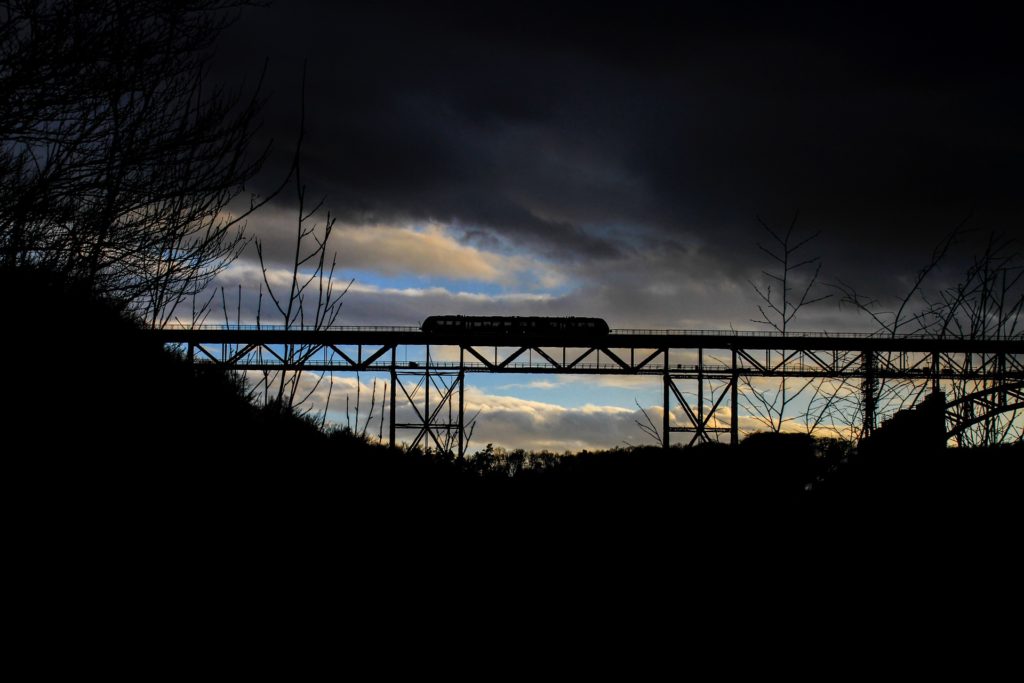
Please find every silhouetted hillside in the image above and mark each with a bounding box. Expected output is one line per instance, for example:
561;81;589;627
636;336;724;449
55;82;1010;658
7;265;1020;550
6;266;310;454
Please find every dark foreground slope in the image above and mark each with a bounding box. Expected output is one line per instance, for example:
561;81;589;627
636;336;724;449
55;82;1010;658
6;267;1021;555
8;267;1023;655
4;267;478;512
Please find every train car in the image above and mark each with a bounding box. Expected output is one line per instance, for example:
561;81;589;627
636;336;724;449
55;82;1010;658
422;315;610;335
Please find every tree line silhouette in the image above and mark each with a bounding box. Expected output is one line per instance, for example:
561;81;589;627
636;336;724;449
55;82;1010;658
1;1;267;325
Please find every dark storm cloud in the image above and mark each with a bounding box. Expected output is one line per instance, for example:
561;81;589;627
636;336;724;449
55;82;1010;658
217;2;1022;276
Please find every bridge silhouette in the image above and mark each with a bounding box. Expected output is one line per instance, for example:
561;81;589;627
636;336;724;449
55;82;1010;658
152;326;1024;455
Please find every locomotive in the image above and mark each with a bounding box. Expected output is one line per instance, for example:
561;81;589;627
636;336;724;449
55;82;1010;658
421;316;610;335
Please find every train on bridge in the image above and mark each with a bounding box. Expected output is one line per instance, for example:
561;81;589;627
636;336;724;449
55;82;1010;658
422;315;610;335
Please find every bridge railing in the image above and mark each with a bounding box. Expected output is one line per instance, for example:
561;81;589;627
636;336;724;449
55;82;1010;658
612;328;900;338
158;322;1022;340
161;323;423;332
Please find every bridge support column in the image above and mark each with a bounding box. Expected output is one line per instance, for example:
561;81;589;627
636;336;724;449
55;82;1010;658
424;345;430;448
389;347;397;448
697;347;704;443
662;348;670;449
862;350;876;439
662;354;732;447
458;347;465;459
731;348;739;446
390;345;465;454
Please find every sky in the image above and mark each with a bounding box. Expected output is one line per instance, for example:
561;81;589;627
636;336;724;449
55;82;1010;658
202;2;1023;450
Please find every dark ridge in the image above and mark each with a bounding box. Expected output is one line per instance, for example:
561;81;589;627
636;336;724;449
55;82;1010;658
7;265;1020;571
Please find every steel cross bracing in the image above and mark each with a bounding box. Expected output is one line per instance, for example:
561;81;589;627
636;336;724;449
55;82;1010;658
151;327;1024;453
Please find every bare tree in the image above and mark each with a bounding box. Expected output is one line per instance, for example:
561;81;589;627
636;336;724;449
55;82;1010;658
633;398;662;445
926;233;1024;341
245;72;356;421
252;170;352;414
835;219;1023;446
0;1;271;325
919;232;1024;445
834;218;968;338
743;212;831;432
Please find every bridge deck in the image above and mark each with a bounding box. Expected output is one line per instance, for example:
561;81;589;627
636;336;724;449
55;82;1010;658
151;326;1024;354
147;325;1023;451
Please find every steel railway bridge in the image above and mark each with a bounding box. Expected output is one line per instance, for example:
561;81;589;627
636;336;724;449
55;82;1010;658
152;326;1024;456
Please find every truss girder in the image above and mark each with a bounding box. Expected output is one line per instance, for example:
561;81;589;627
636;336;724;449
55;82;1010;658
168;330;1023;449
187;342;398;371
181;340;1022;382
